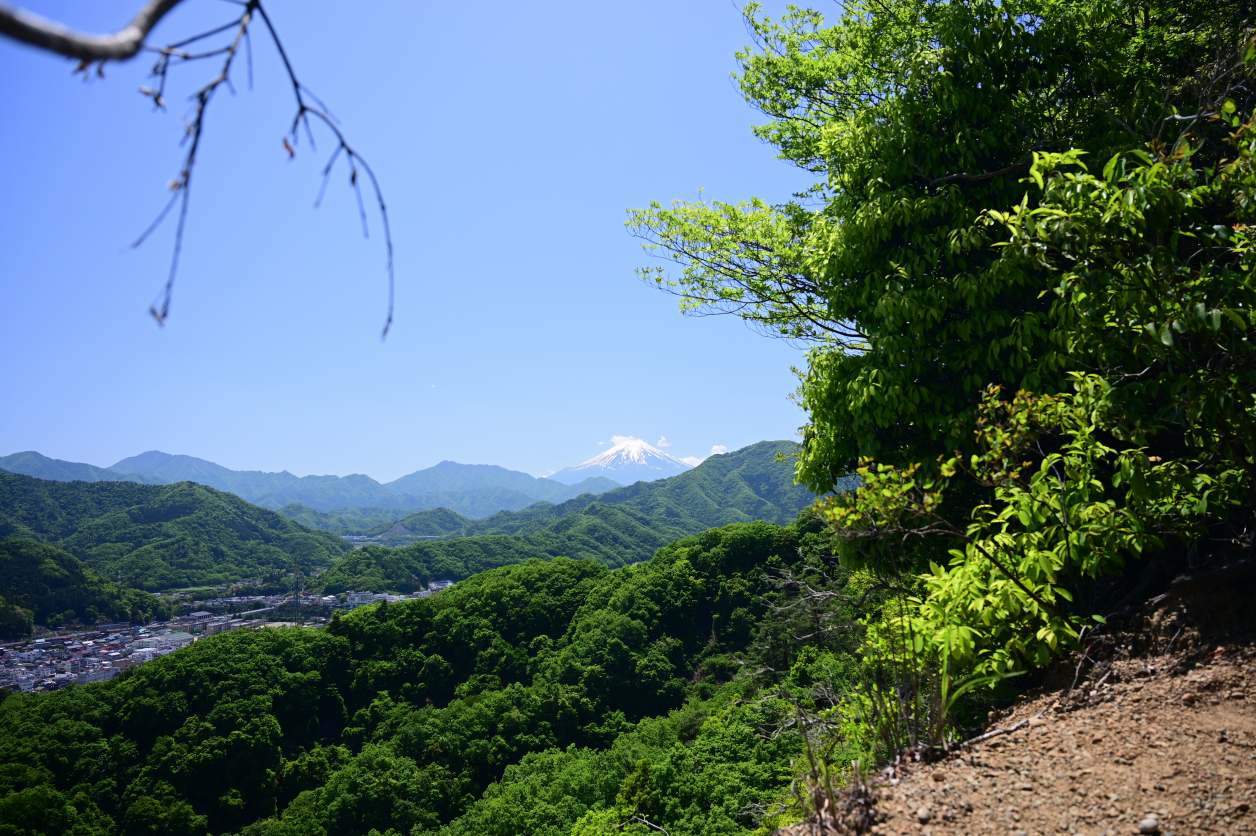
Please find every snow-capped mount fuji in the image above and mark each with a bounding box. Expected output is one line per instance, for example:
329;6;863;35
546;436;694;486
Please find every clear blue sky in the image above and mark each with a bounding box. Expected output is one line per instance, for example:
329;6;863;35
0;0;815;481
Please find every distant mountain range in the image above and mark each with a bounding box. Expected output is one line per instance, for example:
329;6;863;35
548;436;692;485
1;450;621;519
317;440;830;592
0;451;165;485
0;440;831;617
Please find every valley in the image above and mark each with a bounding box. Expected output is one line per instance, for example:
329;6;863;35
0;440;813;623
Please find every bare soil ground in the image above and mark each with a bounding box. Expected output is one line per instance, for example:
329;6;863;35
784;570;1256;836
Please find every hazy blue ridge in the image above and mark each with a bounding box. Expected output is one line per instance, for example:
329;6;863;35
401;486;549;519
279;484;626;532
109;452;410;511
0;451;166;485
385;461;621;502
275;504;412;535
248;473;424;511
540;475;624;501
109;451;623;514
108;450;288;494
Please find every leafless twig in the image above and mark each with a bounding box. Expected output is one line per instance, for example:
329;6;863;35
2;0;395;336
617;814;671;835
958;716;1030;748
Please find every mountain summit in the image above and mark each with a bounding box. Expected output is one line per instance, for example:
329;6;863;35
547;436;694;486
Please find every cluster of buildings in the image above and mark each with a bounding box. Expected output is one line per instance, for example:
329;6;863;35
1;581;457;694
345;580;454;609
0;614;260;694
341;532;443;550
178;592;295;609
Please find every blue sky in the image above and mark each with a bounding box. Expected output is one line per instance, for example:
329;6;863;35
0;0;815;481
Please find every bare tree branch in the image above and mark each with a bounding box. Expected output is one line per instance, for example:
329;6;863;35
0;0;185;61
617;814;671;836
3;0;395;336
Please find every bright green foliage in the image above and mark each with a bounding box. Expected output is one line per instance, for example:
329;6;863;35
0;627;352;836
999;143;1256;498
820;118;1256;674
0;520;871;836
630;196;832;343
634;0;1255;685
631;0;1250;492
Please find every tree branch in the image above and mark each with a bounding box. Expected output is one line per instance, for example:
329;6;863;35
617;814;671;836
114;0;395;336
929;162;1030;187
0;0;185;61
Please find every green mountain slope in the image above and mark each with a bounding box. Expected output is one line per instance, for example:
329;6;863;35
317;441;822;592
0;451;165;485
0;471;351;590
469;440;821;535
0;474;161;541
365;507;470;537
250;473;416;511
0;538;171;633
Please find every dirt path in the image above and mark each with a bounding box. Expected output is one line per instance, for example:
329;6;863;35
784;575;1256;836
869;647;1255;836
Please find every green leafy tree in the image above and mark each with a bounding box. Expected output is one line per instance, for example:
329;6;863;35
630;0;1251;493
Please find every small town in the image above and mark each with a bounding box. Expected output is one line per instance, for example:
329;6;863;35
0;580;454;695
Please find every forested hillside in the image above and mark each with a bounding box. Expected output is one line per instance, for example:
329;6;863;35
0;472;349;590
316;441;822;592
0;539;170;634
0;520;868;836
